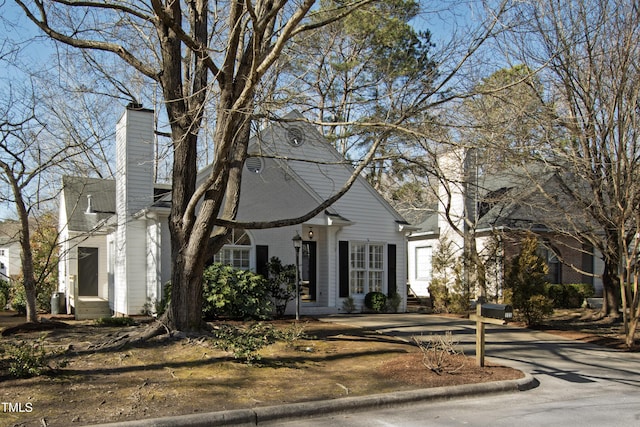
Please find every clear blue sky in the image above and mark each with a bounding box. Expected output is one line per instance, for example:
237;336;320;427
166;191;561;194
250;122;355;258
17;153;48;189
0;2;58;220
0;0;480;221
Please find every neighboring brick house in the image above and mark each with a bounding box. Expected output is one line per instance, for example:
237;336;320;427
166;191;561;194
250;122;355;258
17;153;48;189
407;148;603;300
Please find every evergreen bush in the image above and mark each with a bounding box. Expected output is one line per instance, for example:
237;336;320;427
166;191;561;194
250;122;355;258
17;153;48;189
342;296;356;313
504;234;554;326
364;291;387;312
265;257;296;318
428;237;466;314
428;282;450;313
202;263;272;320
10;284;27;315
212;322;280;364
544;283;595;309
3;335;67;378
0;279;10;309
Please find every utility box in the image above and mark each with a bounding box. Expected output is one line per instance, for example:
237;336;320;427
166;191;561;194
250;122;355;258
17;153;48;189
480;303;513;321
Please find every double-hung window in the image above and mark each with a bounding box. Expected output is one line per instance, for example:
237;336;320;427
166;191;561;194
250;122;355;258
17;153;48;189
350;242;384;294
213;229;251;270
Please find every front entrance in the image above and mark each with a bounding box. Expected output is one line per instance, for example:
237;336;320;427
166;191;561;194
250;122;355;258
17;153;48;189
78;247;99;296
300;241;317;302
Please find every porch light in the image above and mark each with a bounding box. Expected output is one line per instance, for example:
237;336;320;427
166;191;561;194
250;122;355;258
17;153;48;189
292;232;302;320
308;228;314;240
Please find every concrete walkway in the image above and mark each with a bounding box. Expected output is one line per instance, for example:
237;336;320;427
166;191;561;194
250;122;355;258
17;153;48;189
90;313;640;427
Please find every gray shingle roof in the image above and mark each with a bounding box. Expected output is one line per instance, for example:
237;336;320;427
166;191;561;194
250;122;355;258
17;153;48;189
62;176;116;232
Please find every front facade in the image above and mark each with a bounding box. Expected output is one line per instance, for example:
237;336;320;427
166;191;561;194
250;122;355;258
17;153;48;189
58;106;409;318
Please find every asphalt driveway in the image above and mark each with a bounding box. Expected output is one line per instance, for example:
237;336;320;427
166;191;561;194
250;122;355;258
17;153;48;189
300;313;640;427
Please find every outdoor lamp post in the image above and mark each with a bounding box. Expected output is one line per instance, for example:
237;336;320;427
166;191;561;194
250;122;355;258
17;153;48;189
292;232;302;321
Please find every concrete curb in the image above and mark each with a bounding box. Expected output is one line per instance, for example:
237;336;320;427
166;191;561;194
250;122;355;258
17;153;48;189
88;373;537;427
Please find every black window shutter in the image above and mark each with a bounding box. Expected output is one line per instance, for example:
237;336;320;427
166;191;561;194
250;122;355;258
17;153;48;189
256;245;269;277
387;244;397;296
339;241;349;297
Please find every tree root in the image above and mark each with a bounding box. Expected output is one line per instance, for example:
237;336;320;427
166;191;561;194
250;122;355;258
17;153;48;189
90;319;174;351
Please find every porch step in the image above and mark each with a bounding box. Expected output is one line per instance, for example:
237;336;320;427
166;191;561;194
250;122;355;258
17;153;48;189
74;297;111;320
406;295;432;313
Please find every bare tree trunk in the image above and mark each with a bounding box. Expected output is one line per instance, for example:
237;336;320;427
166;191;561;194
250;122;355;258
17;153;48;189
18;205;37;323
6;172;38;323
601;260;621;319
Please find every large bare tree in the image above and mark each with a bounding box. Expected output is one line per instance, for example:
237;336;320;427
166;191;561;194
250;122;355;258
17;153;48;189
14;0;396;332
0;79;111;322
503;0;640;327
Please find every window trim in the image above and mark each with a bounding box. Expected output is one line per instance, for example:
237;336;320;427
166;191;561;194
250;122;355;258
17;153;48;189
214;246;251;270
349;241;386;295
415;246;433;281
212;228;253;270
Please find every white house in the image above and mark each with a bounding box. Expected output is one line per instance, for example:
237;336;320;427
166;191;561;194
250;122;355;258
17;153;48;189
0;220;22;284
58;105;410;319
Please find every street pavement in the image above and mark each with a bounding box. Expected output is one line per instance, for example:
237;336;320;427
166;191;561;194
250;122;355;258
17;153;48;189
267;313;640;427
93;313;640;427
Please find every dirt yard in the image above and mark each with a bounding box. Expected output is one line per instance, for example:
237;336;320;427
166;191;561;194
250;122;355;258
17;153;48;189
0;311;526;427
523;308;638;350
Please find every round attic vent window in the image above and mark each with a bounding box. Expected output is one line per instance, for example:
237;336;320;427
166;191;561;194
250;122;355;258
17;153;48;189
245;156;264;174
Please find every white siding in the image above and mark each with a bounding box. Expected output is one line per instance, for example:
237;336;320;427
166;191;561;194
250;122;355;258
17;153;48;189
146;215;170;312
250;119;408;312
408;241;433;296
114;107;155;315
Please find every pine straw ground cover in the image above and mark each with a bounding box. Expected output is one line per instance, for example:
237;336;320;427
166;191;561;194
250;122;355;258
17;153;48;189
0;311;522;427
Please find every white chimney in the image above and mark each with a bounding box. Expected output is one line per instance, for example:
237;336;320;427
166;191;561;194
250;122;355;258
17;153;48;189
113;104;155;315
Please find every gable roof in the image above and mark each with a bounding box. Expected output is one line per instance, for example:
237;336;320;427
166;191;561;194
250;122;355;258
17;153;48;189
413;162;560;235
197;111;407;225
248;111;407;224
61;111;408;231
61;176;116;232
0;220;22;246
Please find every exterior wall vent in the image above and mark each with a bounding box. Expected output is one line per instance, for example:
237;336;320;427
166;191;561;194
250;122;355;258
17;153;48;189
246;157;264;174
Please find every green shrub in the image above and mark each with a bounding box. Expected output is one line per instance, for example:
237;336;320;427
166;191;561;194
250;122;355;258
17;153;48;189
265;257;296;318
521;294;554;326
364;291;387;312
505;235;553;325
94;317;137;327
203;264;271;320
428;282;450;314
0;279;10;309
342;296;356;313
570;283;595;300
278;322;313;348
212;323;280;364
386;292;402;313
151;282;172;316
10;284;27;315
3;336;66;378
428;236;464;314
449;291;471;314
545;283;595;308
